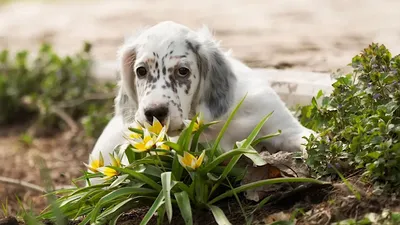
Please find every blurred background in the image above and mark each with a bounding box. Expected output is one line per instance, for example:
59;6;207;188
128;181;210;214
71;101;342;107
0;0;400;219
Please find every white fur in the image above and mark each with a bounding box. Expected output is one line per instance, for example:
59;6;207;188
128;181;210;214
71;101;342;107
89;21;315;169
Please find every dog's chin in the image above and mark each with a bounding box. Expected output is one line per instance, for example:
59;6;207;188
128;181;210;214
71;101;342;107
167;124;184;137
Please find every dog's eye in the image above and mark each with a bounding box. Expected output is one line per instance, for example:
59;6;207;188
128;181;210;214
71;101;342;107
136;66;147;78
177;67;190;77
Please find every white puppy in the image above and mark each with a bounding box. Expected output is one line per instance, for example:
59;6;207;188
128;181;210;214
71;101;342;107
89;21;315;168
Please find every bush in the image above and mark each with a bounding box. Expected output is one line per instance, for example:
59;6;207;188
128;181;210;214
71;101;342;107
38;97;322;225
0;43;115;137
298;43;400;187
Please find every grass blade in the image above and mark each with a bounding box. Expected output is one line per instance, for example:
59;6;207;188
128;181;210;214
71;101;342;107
161;172;173;223
210;94;247;157
200;148;255;173
208;205;232;225
174;191;193;225
251;130;281;147
90;187;158;223
140;192;165;225
112;167;162;191
242;112;273;148
209;177;326;205
172;153;184;181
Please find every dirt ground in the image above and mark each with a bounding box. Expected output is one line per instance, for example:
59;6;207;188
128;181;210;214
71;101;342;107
1;0;400;224
1;0;400;73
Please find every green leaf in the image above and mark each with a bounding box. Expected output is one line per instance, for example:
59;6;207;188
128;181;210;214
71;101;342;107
190;121;220;152
98;197;140;223
208;205;232;225
157;205;166;225
164;141;181;152
200;148;255;173
251;130;281;146
112;167;162;191
174;191;193;225
109;174;129;188
209;177;326;204
140;192;165;225
161;172;174;223
242;111;273;148
172;153;184;181
91;187;158;223
211;94;247;157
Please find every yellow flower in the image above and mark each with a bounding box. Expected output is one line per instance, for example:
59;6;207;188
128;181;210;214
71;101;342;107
178;150;206;170
84;152;104;173
154;127;170;154
97;167;119;178
97;152;123;179
126;121;144;139
183;113;203;132
144;117;169;135
130;129;156;152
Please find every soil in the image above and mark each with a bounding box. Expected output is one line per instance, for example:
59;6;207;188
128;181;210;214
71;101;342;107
1;122;399;224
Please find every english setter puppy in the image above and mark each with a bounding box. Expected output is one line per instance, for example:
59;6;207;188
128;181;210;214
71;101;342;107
90;21;315;166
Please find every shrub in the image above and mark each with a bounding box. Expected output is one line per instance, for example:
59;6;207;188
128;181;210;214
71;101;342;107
298;43;400;186
0;43;115;137
38;97;323;225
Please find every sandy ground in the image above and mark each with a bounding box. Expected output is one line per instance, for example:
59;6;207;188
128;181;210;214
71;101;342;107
1;0;400;73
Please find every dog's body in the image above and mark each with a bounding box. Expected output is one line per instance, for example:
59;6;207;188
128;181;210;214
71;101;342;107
90;21;315;167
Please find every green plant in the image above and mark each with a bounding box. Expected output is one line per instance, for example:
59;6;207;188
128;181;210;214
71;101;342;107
38;96;324;225
298;43;400;186
0;43;114;138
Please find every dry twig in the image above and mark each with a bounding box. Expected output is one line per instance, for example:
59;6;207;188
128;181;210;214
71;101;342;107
0;176;46;193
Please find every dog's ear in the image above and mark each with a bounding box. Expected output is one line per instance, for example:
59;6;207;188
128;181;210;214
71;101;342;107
115;36;141;124
188;27;237;119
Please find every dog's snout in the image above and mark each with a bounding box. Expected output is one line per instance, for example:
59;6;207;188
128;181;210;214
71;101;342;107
144;105;169;123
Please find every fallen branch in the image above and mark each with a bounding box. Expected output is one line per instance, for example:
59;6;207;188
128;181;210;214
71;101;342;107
50;106;79;134
0;176;46;193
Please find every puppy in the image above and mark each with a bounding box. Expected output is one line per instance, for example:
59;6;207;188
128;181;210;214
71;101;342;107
89;21;315;169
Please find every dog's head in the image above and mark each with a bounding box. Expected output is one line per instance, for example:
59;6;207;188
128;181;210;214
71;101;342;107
116;21;237;134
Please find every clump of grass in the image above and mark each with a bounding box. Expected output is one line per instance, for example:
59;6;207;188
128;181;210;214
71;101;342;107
38;96;323;225
297;43;400;187
0;43;114;138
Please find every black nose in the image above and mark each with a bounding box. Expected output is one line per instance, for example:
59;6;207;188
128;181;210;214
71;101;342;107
144;105;169;123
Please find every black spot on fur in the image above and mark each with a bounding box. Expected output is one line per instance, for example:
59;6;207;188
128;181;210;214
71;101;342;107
155;61;159;69
162;66;166;75
168;75;178;93
168;67;174;73
152;85;156;90
169;50;173;55
168;41;174;49
162;85;166;89
186;40;200;54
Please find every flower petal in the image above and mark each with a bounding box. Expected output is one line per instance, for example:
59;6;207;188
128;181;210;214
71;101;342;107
152;117;163;134
195;150;206;169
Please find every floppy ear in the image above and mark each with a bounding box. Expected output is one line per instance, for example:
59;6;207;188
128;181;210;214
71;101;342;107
189;27;237;120
115;40;139;125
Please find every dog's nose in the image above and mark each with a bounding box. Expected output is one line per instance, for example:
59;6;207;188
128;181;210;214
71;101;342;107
144;105;169;123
